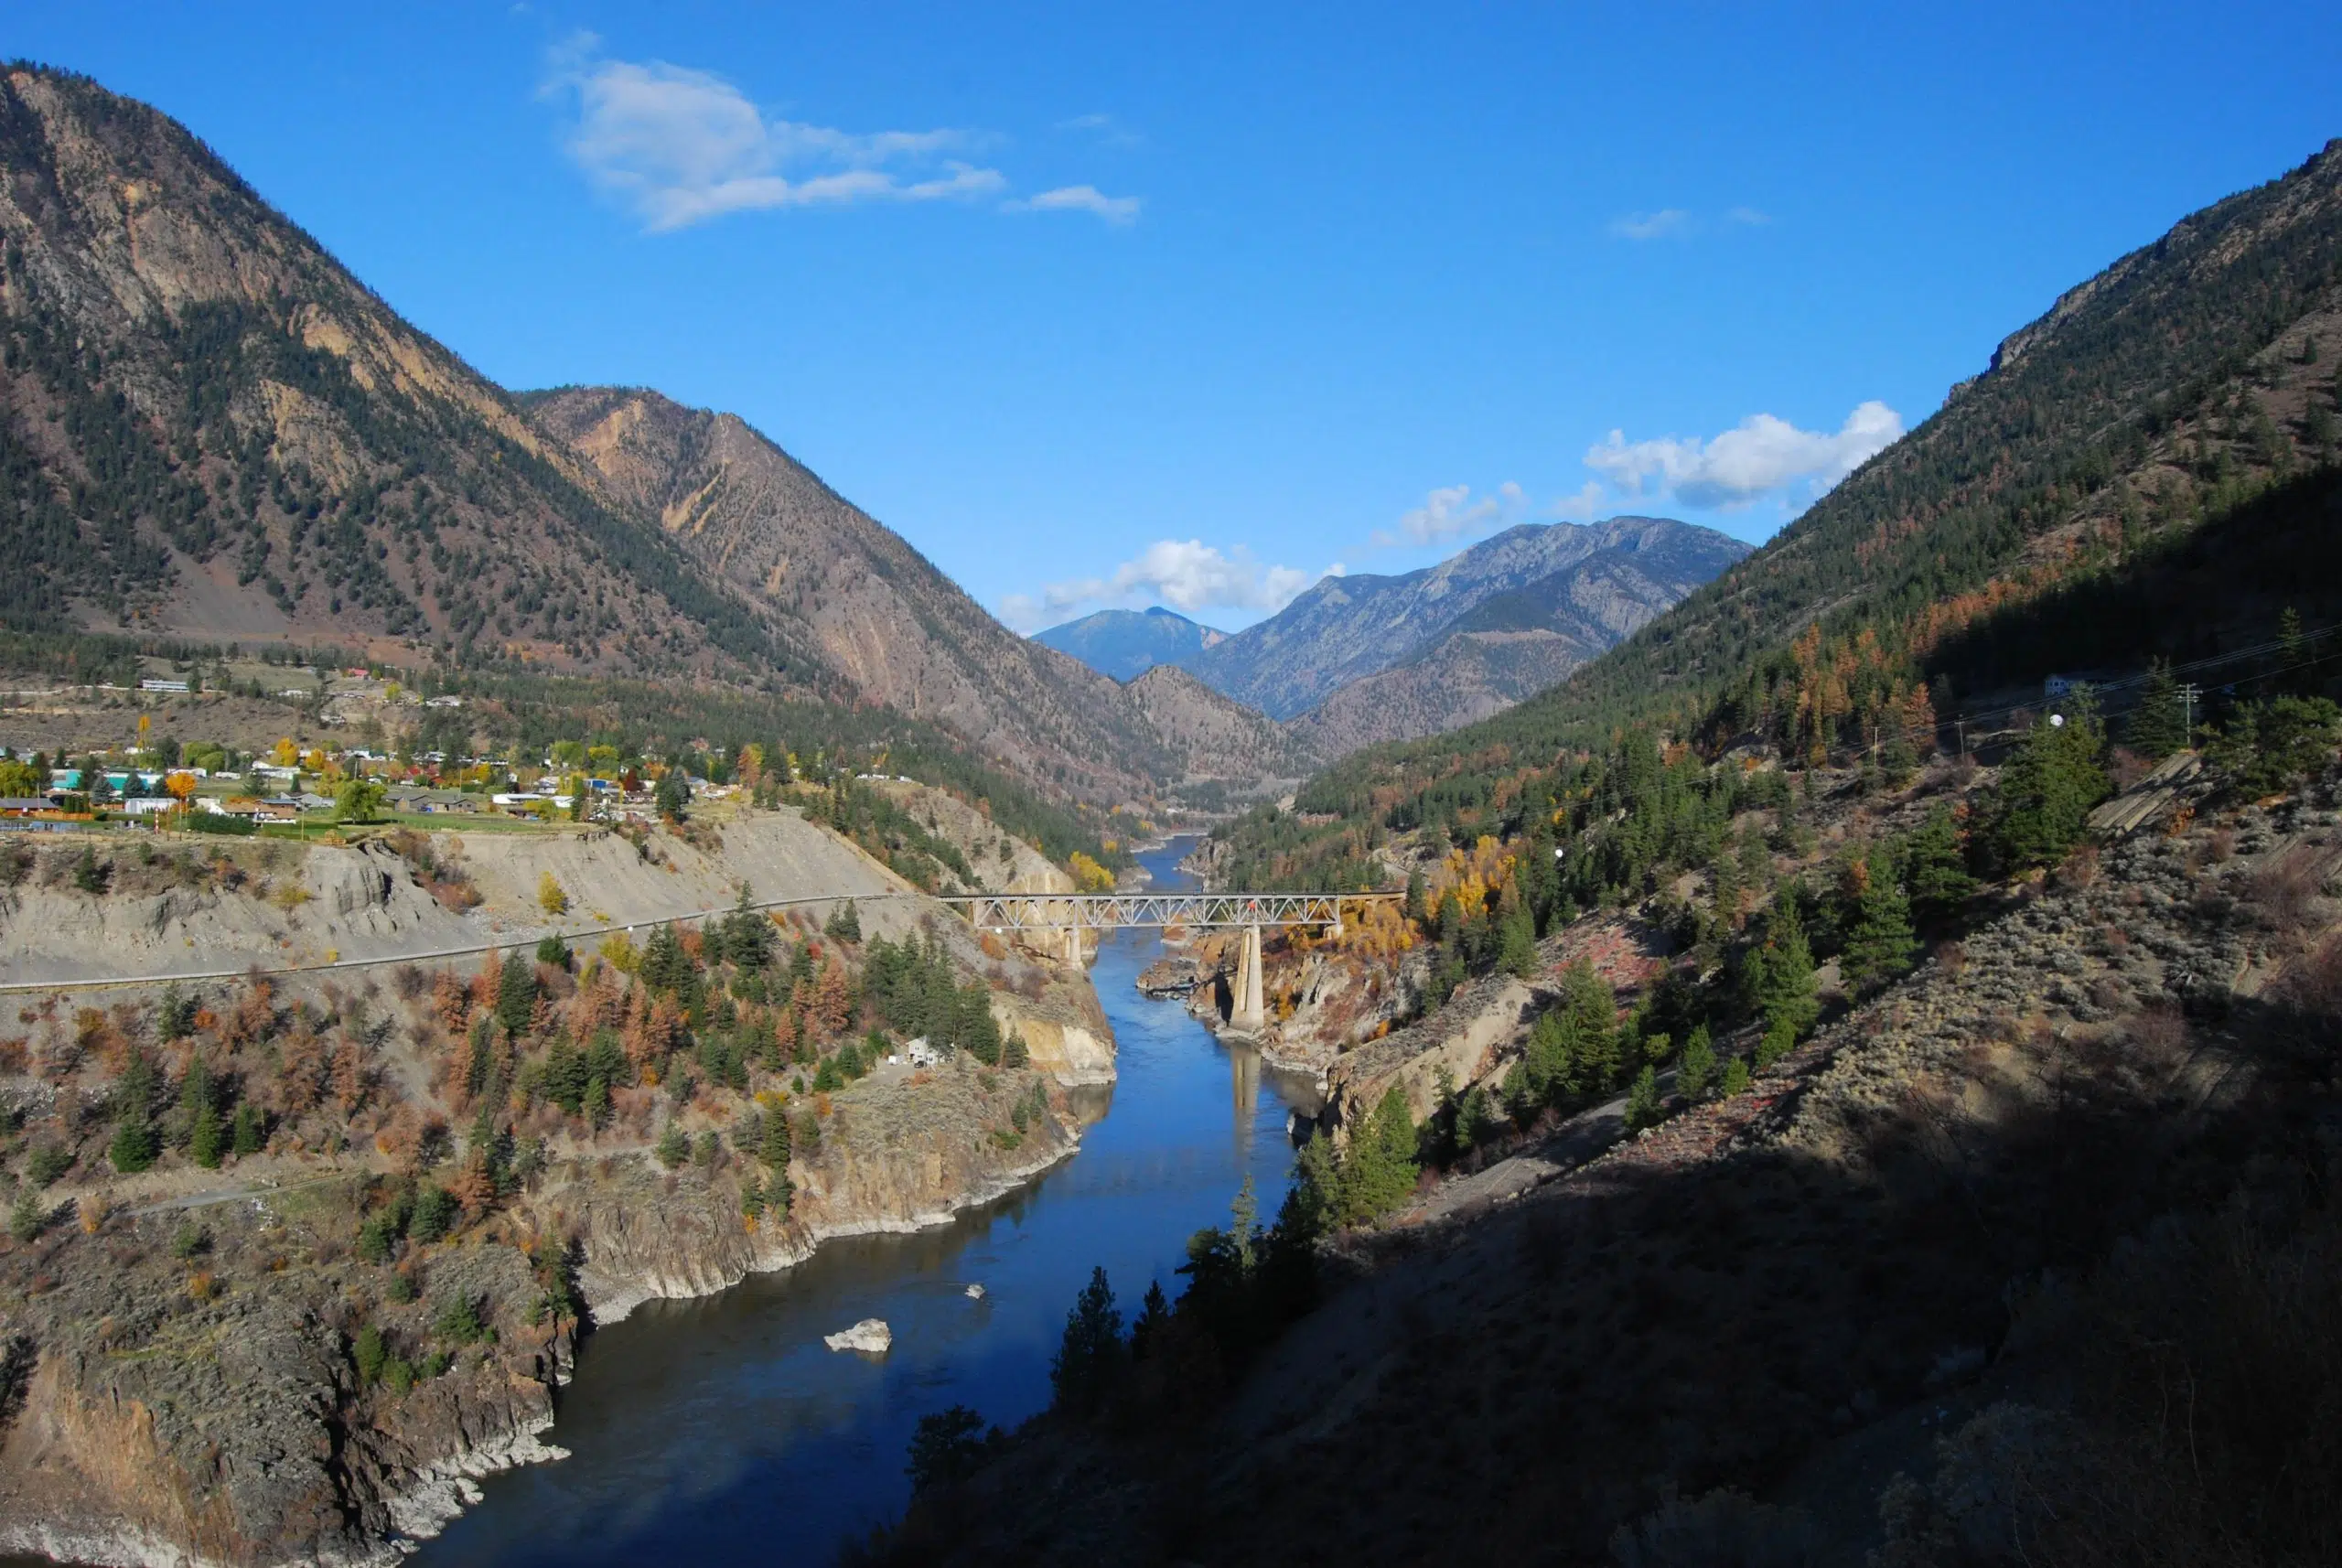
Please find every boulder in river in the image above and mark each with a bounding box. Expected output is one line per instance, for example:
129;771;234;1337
824;1318;893;1354
965;1283;986;1300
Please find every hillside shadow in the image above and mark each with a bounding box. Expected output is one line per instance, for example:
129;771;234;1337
1923;464;2342;707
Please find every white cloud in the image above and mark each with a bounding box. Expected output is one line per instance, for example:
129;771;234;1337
1005;539;1329;629
1371;481;1525;548
1054;112;1144;148
1609;208;1691;241
1725;205;1772;226
1006;184;1142;224
1548;481;1605;523
1585;401;1904;510
548;37;1004;230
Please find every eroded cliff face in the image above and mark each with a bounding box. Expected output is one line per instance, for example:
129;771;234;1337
1140;926;1421;1083
0;1220;574;1568
562;1058;1082;1323
0;1026;1099;1568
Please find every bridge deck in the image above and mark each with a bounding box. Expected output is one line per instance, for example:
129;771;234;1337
939;891;1395;930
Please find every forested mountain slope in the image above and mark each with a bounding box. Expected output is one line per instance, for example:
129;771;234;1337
519;386;1190;803
0;64;801;684
0;64;1248;810
1230;136;2342;883
1191;517;1746;721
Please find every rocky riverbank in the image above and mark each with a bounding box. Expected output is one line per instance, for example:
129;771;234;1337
0;1047;1094;1568
0;800;1120;1568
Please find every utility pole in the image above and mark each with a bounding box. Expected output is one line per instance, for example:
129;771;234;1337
2179;683;2201;749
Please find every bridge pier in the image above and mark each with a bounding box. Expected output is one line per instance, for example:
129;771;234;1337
1230;922;1266;1033
1059;926;1084;968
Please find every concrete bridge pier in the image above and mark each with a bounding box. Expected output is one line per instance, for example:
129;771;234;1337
1230;922;1266;1032
1059;926;1085;968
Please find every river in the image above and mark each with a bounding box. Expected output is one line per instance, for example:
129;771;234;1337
414;837;1312;1565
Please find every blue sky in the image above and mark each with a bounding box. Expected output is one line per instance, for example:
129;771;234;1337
10;4;2340;629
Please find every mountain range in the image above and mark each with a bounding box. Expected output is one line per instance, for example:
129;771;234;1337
1032;606;1227;681
1220;134;2342;884
0;65;1297;808
1036;517;1748;755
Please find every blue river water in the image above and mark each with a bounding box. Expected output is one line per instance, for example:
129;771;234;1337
414;837;1311;1565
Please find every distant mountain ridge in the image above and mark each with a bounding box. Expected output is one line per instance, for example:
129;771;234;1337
1032;606;1227;681
1193;516;1750;726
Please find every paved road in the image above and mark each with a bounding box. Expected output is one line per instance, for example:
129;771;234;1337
123;1172;355;1218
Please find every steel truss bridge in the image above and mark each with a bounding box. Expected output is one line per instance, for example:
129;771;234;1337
938;891;1399;1033
938;891;1393;932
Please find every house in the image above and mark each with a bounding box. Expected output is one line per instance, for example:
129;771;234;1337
0;798;55;817
214;798;298;824
903;1036;942;1069
139;678;190;693
121;797;177;816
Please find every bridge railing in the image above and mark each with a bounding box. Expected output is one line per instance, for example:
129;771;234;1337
937;891;1397;931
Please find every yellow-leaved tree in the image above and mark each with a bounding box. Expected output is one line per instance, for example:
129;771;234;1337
538;872;570;917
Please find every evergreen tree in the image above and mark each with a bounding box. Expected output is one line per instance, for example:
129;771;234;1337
1339;1085;1421;1223
1622;1065;1662;1132
759;1104;792;1171
1746;897;1820;1043
109;1047;158;1172
1839;845;1917;991
1677;1024;1715;1098
824;899;862;943
2127;659;2186;758
108;1120;158;1174
1720;1057;1752;1096
1985;696;2110;871
231;1102;263;1156
1293;1128;1341;1235
1495;903;1537;978
719;887;771;971
1129;1280;1173;1362
905;1406;989;1494
653;766;690;822
1049;1265;1125;1417
1904;804;1976;921
654;1122;690;1169
496;951;537;1036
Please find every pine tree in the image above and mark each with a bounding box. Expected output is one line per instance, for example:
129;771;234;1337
1049;1266;1125;1417
1293;1128;1341;1234
1747;898;1820;1043
655;1122;690;1169
1678;1024;1715;1098
2127;660;2186;758
1839;846;1917;991
1904;804;1976;920
1496;904;1537;978
496;952;537;1036
1340;1085;1421;1223
759;1105;792;1170
1720;1057;1752;1096
231;1102;263;1156
1623;1065;1662;1132
1986;696;2110;871
1129;1280;1173;1361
